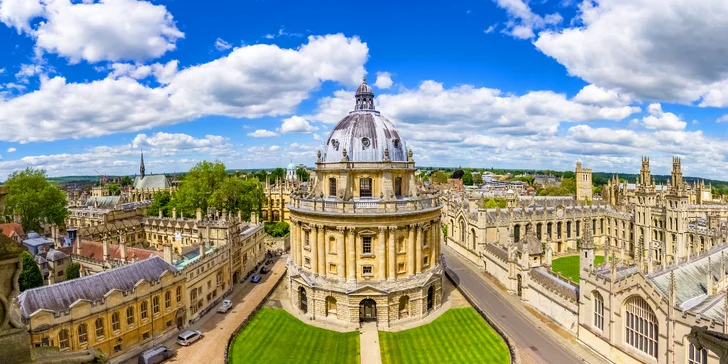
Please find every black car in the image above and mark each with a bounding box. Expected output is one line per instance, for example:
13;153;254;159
260;266;269;274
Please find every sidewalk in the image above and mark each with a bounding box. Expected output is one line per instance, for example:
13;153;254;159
359;322;382;364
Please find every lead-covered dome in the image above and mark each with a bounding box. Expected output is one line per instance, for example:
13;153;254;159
321;78;409;163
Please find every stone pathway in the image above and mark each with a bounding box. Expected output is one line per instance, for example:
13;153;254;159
359;322;382;364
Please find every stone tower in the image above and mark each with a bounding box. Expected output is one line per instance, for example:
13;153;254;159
580;219;595;273
575;162;593;202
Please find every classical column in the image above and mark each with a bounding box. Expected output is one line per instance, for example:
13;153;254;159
317;225;326;275
378;227;387;280
388;226;396;280
416;224;423;274
299;224;306;267
407;225;416;276
337;227;346;280
311;225;319;275
346;228;356;282
290;219;297;265
432;219;439;266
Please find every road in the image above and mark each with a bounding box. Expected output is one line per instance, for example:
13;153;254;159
444;249;593;364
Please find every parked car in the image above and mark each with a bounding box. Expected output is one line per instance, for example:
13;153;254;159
260;266;269;274
176;330;203;346
251;274;261;283
138;346;174;364
217;299;233;313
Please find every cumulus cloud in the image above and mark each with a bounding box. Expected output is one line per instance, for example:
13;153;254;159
0;34;368;142
214;38;232;51
247;129;278;138
573;84;632;107
534;0;728;105
131;132;231;155
374;72;393;89
107;60;179;84
269;145;280;152
717;115;728;123
6;147;15;153
641;103;687;130
494;0;562;39
279;116;318;134
0;0;43;34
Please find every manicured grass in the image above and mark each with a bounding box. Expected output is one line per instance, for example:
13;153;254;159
229;308;360;364
551;255;605;283
379;308;510;364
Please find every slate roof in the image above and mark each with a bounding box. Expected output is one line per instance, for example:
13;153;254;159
85;196;122;209
17;256;178;318
517;231;543;255
133;175;171;190
45;248;67;262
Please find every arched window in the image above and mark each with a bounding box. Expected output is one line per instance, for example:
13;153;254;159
326;296;337;316
95;317;105;339
399;296;410;319
471;229;476;249
427;286;434;311
59;329;69;350
165;291;171;309
593;291;604;330
111;311;120;331
141;301;148;320
126;306;135;326
176;286;182;303
329;236;337;253
153;296;160;314
394;177;403;197
329;178;337;197
460;220;465;243
359;178;372;197
77;323;88;345
624;296;658;357
514;224;521;242
688;343;708;364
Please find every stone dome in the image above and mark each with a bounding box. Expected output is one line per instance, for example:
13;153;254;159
321;79;409;163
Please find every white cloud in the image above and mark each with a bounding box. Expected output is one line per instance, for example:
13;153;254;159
247;129;278;138
374;72;393;89
641;103;686;130
494;0;562;39
1;0;184;63
484;25;497;34
15;63;44;83
6;147;15;153
279;116;318;134
717;115;728;123
0;34;368;142
269;145;280;152
534;0;728;105
107;60;179;84
215;38;232;51
573;84;632;107
312;133;321;141
131;132;231;155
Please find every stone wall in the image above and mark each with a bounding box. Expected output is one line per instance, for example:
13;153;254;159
527;268;579;334
264;236;289;252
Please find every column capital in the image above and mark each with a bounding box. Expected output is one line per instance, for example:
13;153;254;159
378;226;388;232
408;224;417;231
346;227;356;236
336;226;346;232
388;226;398;231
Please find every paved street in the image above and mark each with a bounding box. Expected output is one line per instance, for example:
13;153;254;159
443;248;604;364
120;256;287;364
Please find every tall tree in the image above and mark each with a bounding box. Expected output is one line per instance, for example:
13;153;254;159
120;176;133;187
4;168;67;232
20;251;43;291
269;168;286;183
173;161;228;216
65;262;81;280
148;191;173;217
295;168;310;182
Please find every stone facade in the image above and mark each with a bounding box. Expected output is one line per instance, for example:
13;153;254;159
287;79;444;327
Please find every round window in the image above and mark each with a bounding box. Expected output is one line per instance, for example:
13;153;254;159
393;139;400;148
362;137;371;149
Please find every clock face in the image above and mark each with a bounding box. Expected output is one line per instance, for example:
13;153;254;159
556;208;564;218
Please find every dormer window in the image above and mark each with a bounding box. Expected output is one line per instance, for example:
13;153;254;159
393;139;400;148
362;137;370;149
330;139;339;151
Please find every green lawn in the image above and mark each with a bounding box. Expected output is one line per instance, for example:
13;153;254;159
379;308;510;364
551;255;605;282
229;308;360;364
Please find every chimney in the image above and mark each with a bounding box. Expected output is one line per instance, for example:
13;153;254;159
172;208;177;220
200;241;206;259
251;211;258;225
159;209;163;218
237;210;242;221
103;237;110;262
163;243;173;264
74;233;82;256
196;208;202;222
118;231;127;261
222;208;227;220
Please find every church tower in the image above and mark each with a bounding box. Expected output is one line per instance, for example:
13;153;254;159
575;162;593;202
140;151;146;179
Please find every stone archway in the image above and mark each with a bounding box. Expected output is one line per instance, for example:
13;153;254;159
359;299;377;322
175;308;186;329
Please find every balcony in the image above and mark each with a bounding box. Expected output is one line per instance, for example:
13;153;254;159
289;196;441;215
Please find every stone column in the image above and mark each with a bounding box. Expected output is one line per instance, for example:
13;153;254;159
291;220;298;266
299;224;306;267
311;226;319;275
378;227;387;280
407;225;416;276
388;226;396;280
346;228;356;282
317;225;326;275
416;224;423;274
337;227;346;280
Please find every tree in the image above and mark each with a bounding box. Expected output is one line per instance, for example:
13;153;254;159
20;251;43;291
253;170;268;183
212;176;265;220
65;262;81;280
265;222;290;237
108;184;121;196
120;176;133;187
269;168;286;183
172;161;228;217
431;171;449;184
485;199;497;208
296;168;310;182
148;191;173;217
463;171;473;186
441;224;448;239
4;168;67;232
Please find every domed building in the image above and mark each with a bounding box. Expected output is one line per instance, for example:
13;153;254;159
287;79;444;326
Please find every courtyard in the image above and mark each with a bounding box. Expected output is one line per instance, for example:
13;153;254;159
551;255;606;283
228;308;360;364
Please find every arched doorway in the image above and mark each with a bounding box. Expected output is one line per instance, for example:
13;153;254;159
427;286;434;311
359;299;377;322
233;271;239;284
517;274;523;297
175;308;186;329
299;287;308;314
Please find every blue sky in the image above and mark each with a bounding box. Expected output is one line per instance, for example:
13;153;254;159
1;0;728;180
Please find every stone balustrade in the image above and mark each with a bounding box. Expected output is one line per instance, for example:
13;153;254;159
289;196;440;214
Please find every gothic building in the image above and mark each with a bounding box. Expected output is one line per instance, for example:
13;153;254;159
130;152;175;202
287;79;444;326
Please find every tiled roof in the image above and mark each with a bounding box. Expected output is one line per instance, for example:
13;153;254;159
648;245;728;306
0;222;24;238
133;175;171;190
73;239;162;262
17;256;178;318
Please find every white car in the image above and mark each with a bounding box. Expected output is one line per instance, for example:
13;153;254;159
217;299;233;313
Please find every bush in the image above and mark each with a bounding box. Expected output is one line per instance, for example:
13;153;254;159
20;251;43;291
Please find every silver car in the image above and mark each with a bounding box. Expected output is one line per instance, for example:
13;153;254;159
176;330;203;346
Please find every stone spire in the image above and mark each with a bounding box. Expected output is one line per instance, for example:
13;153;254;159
140;150;146;179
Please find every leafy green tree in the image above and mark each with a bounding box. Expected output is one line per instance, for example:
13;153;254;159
441;224;448;239
148;191;173;217
65;262;81;280
485;199;497;208
296;168;310;182
212;176;265;220
253;170;268;183
173;161;228;216
431;171;449;184
463;171;473;186
264;222;290;237
20;251;43;291
120;176;133;187
269;168;286;183
108;184;121;196
4;168;67;232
